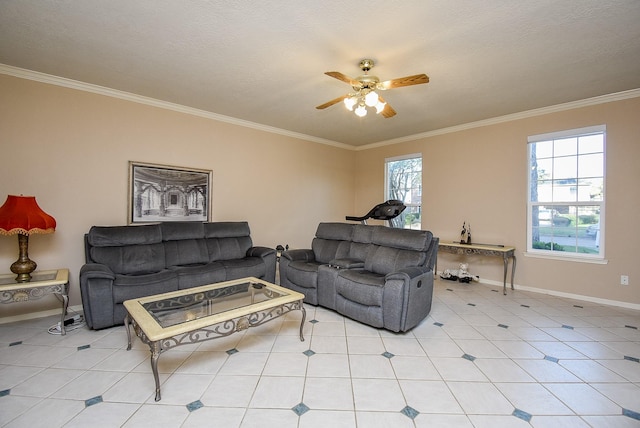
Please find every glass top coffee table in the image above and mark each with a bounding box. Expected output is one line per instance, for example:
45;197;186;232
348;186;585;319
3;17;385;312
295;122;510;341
124;277;306;401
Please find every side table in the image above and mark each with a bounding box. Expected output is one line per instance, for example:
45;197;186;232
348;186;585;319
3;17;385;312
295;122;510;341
0;269;70;334
438;242;516;295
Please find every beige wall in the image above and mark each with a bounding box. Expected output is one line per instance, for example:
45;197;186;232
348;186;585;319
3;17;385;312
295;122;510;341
1;73;638;322
0;74;355;318
354;97;640;307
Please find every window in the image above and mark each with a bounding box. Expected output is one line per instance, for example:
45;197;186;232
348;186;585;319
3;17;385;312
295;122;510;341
385;154;422;229
527;126;605;259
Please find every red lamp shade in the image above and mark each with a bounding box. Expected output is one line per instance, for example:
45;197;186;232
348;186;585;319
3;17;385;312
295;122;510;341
0;195;56;282
0;195;56;236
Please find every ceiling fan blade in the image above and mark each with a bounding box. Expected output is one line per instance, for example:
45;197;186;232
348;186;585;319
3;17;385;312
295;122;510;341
316;95;348;110
378;96;396;118
379;74;429;90
325;71;361;87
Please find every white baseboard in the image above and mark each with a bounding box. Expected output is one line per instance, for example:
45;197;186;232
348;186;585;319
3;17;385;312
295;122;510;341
439;274;640;311
0;304;84;325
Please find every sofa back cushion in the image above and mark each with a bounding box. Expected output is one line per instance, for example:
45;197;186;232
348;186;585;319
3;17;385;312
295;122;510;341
204;222;253;261
349;224;377;261
364;228;433;275
312;223;354;264
87;224;167;274
160;222;209;266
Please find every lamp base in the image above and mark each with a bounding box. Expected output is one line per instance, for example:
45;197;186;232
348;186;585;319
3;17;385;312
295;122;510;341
10;234;36;283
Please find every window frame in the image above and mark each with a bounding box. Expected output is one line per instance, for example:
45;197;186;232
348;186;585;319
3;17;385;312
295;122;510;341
385;153;422;229
526;125;606;262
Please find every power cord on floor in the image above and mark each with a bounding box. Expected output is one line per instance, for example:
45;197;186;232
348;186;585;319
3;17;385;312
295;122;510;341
47;313;86;335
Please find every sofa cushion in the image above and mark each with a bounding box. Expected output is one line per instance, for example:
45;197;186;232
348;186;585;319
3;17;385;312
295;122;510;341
364;245;427;275
164;239;209;266
112;270;178;303
171;262;226;289
222;257;266;280
335;270;385;306
206;236;252;261
160;222;205;240
285;260;323;289
316;222;354;241
88;224;162;247
372;227;432;251
204;221;251;238
90;243;166;275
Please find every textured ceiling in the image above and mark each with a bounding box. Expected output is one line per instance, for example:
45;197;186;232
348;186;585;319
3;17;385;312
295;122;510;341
1;1;639;147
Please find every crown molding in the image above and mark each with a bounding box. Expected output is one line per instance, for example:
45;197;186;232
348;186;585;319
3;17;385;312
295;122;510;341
0;64;352;150
3;63;638;152
357;88;640;151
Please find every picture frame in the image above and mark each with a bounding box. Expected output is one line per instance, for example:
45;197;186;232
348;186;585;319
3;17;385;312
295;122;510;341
128;161;212;224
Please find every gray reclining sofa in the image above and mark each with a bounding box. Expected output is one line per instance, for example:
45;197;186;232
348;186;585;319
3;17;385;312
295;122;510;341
279;222;438;332
80;221;276;329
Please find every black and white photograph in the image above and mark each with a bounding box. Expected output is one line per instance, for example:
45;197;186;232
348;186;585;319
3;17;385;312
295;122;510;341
128;161;211;224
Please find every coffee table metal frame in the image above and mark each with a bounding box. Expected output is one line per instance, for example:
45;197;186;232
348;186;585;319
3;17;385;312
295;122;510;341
124;277;306;401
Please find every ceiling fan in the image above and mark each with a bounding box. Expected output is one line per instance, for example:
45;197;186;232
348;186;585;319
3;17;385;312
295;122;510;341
316;59;429;118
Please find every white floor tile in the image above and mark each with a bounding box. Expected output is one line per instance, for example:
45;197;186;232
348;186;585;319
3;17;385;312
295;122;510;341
447;381;515;414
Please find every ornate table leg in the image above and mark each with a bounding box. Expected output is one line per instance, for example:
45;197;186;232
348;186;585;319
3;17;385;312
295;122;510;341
299;305;306;342
150;341;162;401
503;255;509;295
510;255;517;291
124;314;132;351
60;289;69;335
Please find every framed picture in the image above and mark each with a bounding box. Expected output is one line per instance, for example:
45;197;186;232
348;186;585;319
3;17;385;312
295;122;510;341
128;161;212;224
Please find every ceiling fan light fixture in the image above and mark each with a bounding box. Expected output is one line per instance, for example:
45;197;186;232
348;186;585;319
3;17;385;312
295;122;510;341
344;96;357;111
364;90;379;107
355;104;367;117
375;100;386;114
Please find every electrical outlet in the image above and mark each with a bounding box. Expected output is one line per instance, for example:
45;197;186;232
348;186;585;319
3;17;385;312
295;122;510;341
621;275;629;286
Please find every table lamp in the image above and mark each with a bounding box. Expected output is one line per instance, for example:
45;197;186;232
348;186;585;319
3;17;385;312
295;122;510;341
0;195;56;282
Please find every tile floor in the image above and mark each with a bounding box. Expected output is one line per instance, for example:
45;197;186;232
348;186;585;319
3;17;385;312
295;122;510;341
1;280;640;427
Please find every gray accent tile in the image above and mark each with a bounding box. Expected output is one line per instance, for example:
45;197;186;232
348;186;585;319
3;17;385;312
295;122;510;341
467;303;476;307
573;305;583;308
462;353;476;361
433;322;443;327
382;351;395;359
625;325;638;330
544;355;559;363
521;304;530;307
292;402;310;416
498;324;509;329
623;408;640;420
226;348;239;355
187;400;204;412
512;408;532;422
562;324;574;330
85;396;103;407
0;389;9;397
310;319;319;324
9;341;22;346
303;349;316;357
624;355;639;363
401;405;420;419
78;344;91;351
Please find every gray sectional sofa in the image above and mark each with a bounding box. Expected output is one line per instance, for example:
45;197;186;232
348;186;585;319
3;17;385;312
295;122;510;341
279;222;438;332
79;221;276;330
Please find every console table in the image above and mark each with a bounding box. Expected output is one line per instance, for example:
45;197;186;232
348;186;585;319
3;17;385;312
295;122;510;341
0;269;70;334
438;242;516;295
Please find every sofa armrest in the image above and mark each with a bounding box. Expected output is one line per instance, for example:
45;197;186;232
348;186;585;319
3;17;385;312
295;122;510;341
386;266;430;282
281;249;315;262
79;263;116;330
246;246;277;283
247;246;276;258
